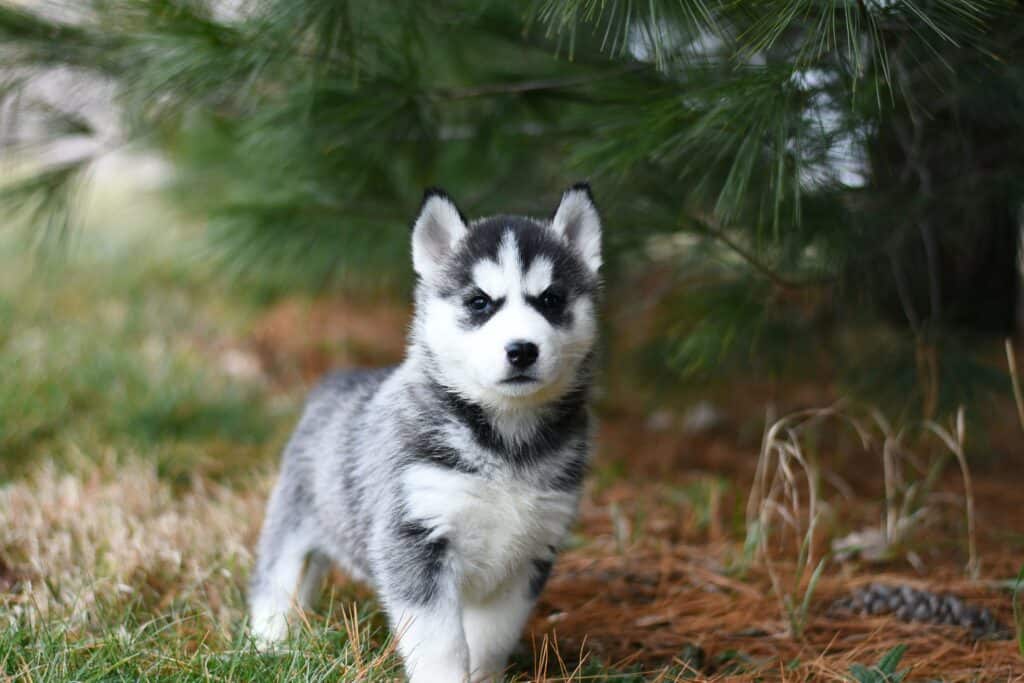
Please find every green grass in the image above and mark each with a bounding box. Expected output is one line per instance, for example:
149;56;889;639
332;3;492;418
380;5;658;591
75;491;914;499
1014;565;1024;659
0;598;404;682
0;170;292;483
847;644;908;683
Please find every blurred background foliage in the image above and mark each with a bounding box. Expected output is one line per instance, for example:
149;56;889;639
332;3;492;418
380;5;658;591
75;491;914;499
1;0;1022;423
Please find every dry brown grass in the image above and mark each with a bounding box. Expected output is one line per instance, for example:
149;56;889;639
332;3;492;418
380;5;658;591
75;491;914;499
0;454;269;633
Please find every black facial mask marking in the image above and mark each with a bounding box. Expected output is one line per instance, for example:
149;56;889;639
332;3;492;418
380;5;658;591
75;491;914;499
460;291;505;329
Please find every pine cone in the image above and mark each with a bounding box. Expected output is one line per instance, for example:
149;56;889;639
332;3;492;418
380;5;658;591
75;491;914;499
829;583;1010;639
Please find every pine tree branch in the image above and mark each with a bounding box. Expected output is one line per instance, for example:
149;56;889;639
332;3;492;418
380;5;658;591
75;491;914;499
693;215;833;290
437;63;648;100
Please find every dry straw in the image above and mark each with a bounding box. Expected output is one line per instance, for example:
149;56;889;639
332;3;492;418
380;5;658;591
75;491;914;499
746;401;983;638
746;404;853;638
1007;338;1024;434
923;407;977;579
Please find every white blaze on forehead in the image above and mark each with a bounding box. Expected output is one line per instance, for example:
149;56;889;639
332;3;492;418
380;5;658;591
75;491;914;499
522;256;553;297
471;229;523;299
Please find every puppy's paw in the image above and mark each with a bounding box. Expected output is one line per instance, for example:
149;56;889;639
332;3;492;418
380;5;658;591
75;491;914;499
248;609;290;651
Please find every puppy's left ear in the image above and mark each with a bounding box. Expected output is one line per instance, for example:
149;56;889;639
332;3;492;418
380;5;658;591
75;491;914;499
550;182;602;273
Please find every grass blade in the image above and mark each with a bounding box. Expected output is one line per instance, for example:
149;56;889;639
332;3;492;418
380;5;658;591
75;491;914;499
1014;564;1024;659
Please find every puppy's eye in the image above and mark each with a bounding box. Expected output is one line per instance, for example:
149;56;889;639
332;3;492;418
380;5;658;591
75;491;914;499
539;290;565;309
467;294;491;312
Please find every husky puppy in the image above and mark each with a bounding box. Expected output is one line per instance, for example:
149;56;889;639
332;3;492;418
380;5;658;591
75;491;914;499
249;184;602;682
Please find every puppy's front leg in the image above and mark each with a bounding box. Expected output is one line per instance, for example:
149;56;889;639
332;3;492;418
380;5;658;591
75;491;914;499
378;523;468;683
389;596;468;683
463;559;549;682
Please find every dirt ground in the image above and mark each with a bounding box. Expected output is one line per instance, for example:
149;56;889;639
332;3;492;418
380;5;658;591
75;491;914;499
529;445;1024;680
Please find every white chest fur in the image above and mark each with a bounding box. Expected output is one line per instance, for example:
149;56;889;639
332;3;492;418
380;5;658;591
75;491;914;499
401;464;577;598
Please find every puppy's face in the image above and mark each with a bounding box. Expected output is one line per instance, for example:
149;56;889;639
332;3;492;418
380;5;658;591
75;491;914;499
411;186;601;409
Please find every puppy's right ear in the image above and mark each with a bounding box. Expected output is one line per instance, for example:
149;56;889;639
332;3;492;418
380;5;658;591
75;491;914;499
411;188;468;280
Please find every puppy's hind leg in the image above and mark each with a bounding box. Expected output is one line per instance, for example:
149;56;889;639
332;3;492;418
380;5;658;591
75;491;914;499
249;476;317;647
297;550;331;610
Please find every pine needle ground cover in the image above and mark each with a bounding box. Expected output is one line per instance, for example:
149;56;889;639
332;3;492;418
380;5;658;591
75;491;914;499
1;170;1022;682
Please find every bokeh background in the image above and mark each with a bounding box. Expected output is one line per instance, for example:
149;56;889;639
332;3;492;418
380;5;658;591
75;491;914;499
1;1;1023;680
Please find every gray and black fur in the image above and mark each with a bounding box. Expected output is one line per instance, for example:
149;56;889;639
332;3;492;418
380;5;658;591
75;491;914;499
249;184;603;683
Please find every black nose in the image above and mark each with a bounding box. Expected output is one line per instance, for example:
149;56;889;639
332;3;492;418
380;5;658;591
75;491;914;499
505;341;539;369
